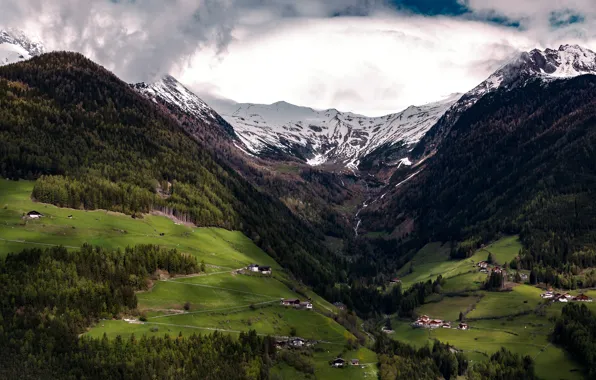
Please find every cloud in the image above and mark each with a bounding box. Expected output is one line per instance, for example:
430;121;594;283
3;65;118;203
3;0;596;115
0;0;378;82
182;14;534;115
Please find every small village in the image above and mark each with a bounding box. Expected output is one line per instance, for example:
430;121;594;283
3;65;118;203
476;260;507;276
412;315;469;330
540;290;593;303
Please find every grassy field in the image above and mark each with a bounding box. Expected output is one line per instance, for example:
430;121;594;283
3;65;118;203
388;236;586;380
480;236;522;265
416;295;482;321
0;179;278;269
396;236;523;290
1;179;374;379
466;285;544;319
395;242;470;288
389;312;582;380
272;345;378;380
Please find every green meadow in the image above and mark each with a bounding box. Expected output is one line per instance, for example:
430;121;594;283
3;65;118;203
396;236;523;289
388;236;587;380
0;179;277;269
1;179;374;379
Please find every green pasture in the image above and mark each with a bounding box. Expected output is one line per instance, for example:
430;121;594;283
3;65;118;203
415;295;482;321
0;179;278;270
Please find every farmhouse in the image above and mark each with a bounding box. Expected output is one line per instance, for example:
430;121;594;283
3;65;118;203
289;338;306;348
573;294;593;302
331;358;346;368
458;323;469;330
477;261;488;269
541;292;554;299
351;359;360;366
258;266;272;275
333;302;346;310
299;301;313;310
281;298;301;306
26;211;43;219
247;264;260;272
413;315;448;329
275;337;312;349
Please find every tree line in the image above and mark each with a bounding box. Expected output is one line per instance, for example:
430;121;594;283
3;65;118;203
0;52;340;292
0;244;278;379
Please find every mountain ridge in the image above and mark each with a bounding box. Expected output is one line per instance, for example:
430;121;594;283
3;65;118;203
209;93;462;169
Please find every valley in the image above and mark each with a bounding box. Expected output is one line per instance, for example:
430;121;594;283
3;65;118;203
0;178;376;379
386;237;596;380
1;25;596;380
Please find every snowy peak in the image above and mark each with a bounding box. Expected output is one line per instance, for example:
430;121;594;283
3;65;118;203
464;44;596;106
134;75;219;123
210;94;461;169
0;29;44;66
417;44;596;156
132;75;236;140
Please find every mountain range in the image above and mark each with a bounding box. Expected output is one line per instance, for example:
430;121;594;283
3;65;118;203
3;29;596;175
3;27;596;379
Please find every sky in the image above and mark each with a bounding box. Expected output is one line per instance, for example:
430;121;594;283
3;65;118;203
2;0;596;115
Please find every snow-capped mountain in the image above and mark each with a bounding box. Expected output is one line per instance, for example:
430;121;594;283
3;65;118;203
209;94;462;169
459;44;596;110
133;75;236;139
0;29;44;66
417;44;596;155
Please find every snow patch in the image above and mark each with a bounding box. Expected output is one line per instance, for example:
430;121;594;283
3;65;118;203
209;93;462;168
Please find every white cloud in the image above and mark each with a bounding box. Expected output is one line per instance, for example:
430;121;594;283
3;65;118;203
180;14;535;115
3;1;596;115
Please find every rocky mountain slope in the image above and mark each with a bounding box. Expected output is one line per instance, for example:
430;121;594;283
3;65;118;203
0;29;44;66
416;44;596;156
209;94;462;169
132;75;237;141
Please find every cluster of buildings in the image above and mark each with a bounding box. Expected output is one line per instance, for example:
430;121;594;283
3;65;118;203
246;264;272;275
541;291;593;303
412;315;468;330
274;337;312;349
330;358;361;368
477;261;506;276
280;298;313;310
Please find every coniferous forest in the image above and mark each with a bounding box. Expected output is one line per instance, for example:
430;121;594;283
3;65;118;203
1;50;596;379
0;244;276;379
0;52;339;291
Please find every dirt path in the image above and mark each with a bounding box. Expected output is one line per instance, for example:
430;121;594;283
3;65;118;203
148;300;280;319
0;237;78;249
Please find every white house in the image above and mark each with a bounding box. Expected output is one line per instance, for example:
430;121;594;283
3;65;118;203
258;266;272;275
247;264;260;272
331;358;346;368
26;211;43;219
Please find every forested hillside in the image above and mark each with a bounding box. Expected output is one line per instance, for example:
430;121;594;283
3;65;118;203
364;75;596;272
0;52;338;289
0;244;276;379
